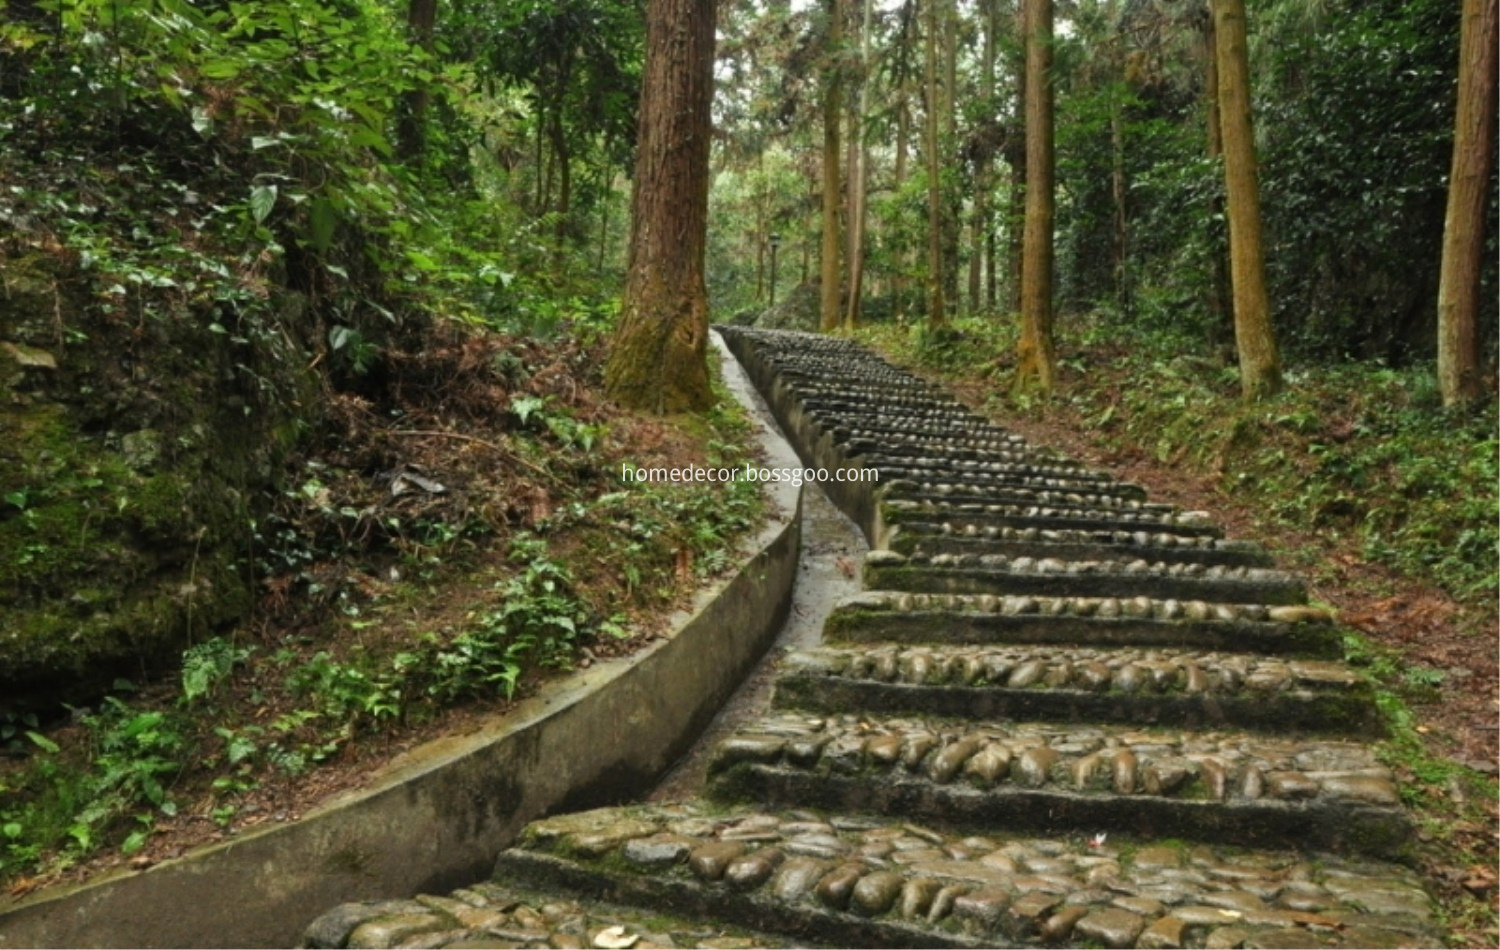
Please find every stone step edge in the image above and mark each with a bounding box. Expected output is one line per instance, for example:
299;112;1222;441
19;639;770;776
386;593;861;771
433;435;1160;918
881;501;1224;538
844;439;1084;469
822;607;1341;657
892;522;1262;556
708;767;1412;862
863;563;1308;607
769;675;1384;740
883;479;1160;510
780;644;1365;697
492;849;977;950
889;532;1271;569
494;799;1436;949
303;883;793;950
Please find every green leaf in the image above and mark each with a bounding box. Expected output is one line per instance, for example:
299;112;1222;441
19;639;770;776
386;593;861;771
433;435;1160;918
249;184;277;225
349;127;393;158
309;196;337;252
121;830;148;855
25;731;59;754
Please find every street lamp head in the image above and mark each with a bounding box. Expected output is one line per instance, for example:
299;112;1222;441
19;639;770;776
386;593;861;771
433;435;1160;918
769;232;782;248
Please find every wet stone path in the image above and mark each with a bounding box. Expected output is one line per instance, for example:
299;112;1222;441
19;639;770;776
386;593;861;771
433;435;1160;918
305;329;1437;949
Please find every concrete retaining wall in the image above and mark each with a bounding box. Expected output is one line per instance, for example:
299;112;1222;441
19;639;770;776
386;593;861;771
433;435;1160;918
0;337;803;949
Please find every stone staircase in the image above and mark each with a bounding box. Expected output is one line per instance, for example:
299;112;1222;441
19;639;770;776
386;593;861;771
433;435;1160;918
305;328;1437;949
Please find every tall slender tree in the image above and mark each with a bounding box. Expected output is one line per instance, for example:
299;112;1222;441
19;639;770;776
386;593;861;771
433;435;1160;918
1212;0;1280;399
820;0;844;331
1202;8;1232;347
923;0;946;325
844;0;874;329
1437;0;1498;407
1016;0;1056;390
604;0;717;412
396;0;437;162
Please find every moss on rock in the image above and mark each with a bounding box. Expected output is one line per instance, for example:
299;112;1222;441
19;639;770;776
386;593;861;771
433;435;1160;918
0;253;312;710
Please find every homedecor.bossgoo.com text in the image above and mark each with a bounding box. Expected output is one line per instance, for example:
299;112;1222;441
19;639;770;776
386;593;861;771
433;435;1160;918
620;465;879;487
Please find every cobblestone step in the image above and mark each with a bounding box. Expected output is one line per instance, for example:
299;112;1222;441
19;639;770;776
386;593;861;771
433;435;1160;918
864;550;1307;605
883;479;1178;513
824;589;1339;654
888;523;1269;569
881;498;1225;538
859;451;1118;485
771;645;1381;738
868;463;1149;501
483;805;1435;950
304;880;796;949
706;714;1410;859
842;432;1075;465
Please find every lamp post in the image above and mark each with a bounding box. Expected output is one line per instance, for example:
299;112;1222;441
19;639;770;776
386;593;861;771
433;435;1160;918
768;232;782;308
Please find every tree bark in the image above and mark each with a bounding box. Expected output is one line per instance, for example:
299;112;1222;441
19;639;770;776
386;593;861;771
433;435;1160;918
974;0;998;312
942;0;960;313
1016;0;1056;390
820;0;844;332
1109;91;1128;312
924;0;946;325
1213;0;1281;399
844;0;874;329
1437;0;1498;407
603;0;716;413
1204;12;1233;349
396;0;438;163
892;0;914;318
1004;0;1026;315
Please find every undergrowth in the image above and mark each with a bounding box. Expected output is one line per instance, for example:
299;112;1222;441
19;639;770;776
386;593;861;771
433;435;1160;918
0;340;766;888
858;315;1498;614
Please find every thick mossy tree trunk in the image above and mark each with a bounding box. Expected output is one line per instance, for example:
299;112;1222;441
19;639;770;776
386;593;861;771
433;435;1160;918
1016;0;1056;391
1437;0;1498;408
820;0;844;333
1213;0;1281;400
604;0;716;413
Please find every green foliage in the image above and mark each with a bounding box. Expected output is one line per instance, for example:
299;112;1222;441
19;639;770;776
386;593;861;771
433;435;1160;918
181;638;253;705
863;317;1498;610
0;696;184;875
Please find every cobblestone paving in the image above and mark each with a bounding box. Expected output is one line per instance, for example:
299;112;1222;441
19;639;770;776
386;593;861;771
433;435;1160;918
305;329;1437;949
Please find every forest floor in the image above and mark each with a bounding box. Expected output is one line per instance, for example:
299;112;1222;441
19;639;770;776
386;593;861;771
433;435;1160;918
859;321;1499;948
1;324;770;901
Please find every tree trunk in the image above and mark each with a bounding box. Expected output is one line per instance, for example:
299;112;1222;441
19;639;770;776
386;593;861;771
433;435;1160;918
1204;13;1232;350
1437;0;1498;407
892;0;914;318
975;0;998;313
550;109;572;275
755;148;767;302
397;0;437;163
1110;92;1128;313
1016;0;1056;391
1213;0;1281;399
820;0;844;332
845;0;874;329
1005;1;1026;315
942;0;960;314
924;0;946;325
604;0;716;413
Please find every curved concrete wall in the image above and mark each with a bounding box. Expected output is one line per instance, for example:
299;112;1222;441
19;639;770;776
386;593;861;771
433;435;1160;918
0;337;803;949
